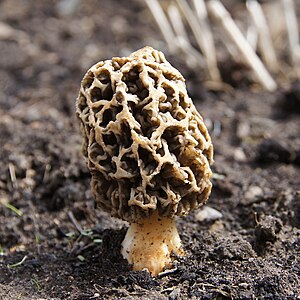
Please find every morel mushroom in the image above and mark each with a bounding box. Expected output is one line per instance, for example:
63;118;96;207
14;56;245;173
76;46;213;275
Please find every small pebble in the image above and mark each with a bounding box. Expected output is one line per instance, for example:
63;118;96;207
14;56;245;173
56;0;80;16
237;121;250;139
169;288;180;300
234;147;247;162
196;206;223;222
245;186;263;201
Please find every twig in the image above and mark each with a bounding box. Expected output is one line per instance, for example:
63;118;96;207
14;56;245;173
68;211;83;233
246;0;279;72
281;0;300;66
70;234;83;254
42;164;51;183
75;241;98;255
144;0;177;51
176;0;221;81
158;267;178;277
207;0;277;91
28;200;41;254
8;163;17;185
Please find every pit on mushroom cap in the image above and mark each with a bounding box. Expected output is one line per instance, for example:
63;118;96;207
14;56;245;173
76;46;213;275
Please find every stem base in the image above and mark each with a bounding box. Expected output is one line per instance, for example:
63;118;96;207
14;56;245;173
121;212;184;276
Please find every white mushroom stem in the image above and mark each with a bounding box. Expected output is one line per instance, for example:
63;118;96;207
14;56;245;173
121;211;184;276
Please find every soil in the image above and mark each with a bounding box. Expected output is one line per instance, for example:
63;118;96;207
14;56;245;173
0;0;299;299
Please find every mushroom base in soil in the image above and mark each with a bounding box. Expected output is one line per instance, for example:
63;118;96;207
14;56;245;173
121;211;183;276
76;47;213;276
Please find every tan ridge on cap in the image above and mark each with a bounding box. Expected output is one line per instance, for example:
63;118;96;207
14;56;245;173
76;46;213;223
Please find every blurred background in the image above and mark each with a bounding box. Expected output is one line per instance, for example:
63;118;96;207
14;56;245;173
1;0;300;116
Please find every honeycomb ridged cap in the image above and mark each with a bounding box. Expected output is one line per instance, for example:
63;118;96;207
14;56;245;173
76;46;213;222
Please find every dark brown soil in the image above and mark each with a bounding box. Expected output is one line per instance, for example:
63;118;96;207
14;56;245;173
0;1;299;299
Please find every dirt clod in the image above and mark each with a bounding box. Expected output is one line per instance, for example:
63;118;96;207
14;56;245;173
255;139;292;164
277;81;300;115
255;215;283;244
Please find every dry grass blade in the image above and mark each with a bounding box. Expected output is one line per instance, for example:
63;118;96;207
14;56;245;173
4;203;23;217
192;0;220;80
246;19;259;52
7;255;28;268
68;211;83;233
31;278;41;292
167;4;205;68
144;0;177;51
176;0;220;81
246;0;279;72
168;4;189;42
281;0;300;67
207;0;277;91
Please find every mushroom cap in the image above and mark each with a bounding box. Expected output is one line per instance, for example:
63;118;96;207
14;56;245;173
76;46;213;222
